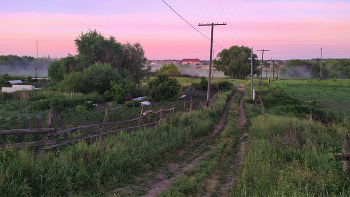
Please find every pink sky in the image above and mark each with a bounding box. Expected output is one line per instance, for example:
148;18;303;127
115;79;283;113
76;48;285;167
0;0;349;60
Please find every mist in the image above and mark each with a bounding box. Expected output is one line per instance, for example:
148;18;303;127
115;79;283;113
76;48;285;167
279;65;313;79
0;55;53;77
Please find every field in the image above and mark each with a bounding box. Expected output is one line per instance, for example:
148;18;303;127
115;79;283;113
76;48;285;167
1;77;350;196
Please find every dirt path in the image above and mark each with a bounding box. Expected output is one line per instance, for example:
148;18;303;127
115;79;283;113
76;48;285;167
219;84;248;197
109;85;239;197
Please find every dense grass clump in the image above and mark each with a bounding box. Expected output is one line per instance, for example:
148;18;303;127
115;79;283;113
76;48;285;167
233;115;350;196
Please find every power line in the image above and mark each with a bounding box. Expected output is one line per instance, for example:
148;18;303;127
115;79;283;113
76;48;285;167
216;0;243;46
161;0;224;49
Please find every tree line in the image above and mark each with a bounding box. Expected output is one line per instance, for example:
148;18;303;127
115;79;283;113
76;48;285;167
48;29;148;94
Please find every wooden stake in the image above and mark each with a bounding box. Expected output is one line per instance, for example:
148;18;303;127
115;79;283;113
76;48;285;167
138;105;144;130
100;107;109;144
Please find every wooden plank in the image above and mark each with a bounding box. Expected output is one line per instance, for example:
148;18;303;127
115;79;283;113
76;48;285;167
44;117;168;149
142;107;177;116
0;128;56;135
52;117;142;135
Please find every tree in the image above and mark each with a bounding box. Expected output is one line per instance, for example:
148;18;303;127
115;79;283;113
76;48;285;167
47;61;64;84
157;62;180;77
148;73;181;102
83;62;123;94
213;46;260;79
121;42;147;84
57;72;85;92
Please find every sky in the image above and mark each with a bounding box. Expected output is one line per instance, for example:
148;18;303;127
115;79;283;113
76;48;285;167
0;0;349;61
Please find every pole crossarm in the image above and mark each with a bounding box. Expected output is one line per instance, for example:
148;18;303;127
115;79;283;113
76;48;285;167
198;22;226;106
257;49;270;85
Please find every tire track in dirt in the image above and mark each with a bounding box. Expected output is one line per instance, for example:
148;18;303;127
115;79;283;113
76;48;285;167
219;84;248;197
109;85;239;197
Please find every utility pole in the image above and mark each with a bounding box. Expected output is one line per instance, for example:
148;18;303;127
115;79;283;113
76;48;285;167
257;49;270;85
199;22;226;106
320;47;322;80
36;41;38;58
251;47;253;100
273;59;275;79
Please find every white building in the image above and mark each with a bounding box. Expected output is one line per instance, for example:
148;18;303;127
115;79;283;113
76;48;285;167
2;85;35;92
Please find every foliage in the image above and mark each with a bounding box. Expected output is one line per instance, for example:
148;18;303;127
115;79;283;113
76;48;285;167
83;62;123;94
218;81;232;90
148;74;181;102
157;62;180;77
214;45;260;79
123;100;141;109
57;72;85;92
233;115;349;196
0;89;231;196
104;81;135;103
199;76;207;91
280;59;350;79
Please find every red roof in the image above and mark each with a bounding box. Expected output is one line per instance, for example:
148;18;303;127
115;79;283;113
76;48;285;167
182;58;200;62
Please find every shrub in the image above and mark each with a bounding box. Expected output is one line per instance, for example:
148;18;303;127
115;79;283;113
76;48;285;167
123;100;141;109
218;81;232;90
148;74;181;102
199;76;207;91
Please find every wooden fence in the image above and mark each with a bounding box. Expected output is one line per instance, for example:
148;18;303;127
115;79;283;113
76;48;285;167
0;95;221;150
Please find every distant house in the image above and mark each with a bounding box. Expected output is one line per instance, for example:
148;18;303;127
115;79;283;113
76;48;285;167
182;58;200;65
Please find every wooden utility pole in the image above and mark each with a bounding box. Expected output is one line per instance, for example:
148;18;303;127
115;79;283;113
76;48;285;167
251;47;253;100
199;22;226;106
257;49;270;85
320;47;322;80
273;60;275;79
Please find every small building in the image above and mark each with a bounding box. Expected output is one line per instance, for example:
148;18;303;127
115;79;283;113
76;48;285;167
2;85;35;92
182;58;200;65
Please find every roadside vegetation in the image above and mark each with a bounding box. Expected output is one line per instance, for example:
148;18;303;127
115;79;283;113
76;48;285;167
230;78;350;196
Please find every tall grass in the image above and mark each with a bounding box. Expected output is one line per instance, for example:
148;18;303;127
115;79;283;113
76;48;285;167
0;89;232;196
232;115;350;196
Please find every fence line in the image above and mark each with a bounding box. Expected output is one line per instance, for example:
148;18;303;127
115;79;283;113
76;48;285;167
0;94;220;150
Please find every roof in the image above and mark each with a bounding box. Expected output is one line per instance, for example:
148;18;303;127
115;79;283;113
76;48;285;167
182;58;200;62
8;80;23;84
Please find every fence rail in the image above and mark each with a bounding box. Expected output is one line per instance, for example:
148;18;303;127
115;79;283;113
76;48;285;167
0;95;216;150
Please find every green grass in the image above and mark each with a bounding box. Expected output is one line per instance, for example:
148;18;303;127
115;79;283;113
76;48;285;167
231;114;350;196
0;88;233;196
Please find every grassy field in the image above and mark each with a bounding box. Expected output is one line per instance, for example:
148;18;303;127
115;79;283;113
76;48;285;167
230;78;350;196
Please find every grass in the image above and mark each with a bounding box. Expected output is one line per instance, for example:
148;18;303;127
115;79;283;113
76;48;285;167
0;87;234;196
158;89;242;196
231;115;350;196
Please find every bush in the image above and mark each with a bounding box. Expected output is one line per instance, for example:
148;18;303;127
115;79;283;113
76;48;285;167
148;74;181;102
218;81;232;90
123;100;141;109
199;76;207;91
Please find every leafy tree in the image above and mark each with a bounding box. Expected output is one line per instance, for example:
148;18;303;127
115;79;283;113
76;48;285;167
47;61;64;84
199;76;208;91
57;72;85;92
104;81;134;103
213;45;260;79
148;74;181;102
121;42;147;84
83;62;124;94
157;62;180;76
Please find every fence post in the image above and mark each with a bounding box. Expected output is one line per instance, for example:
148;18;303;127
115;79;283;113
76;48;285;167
183;101;186;113
173;104;175;114
190;96;193;112
100;107;109;144
138;105;144;130
160;105;163;120
45;106;57;144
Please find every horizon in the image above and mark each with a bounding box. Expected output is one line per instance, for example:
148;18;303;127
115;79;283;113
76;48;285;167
1;0;349;61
